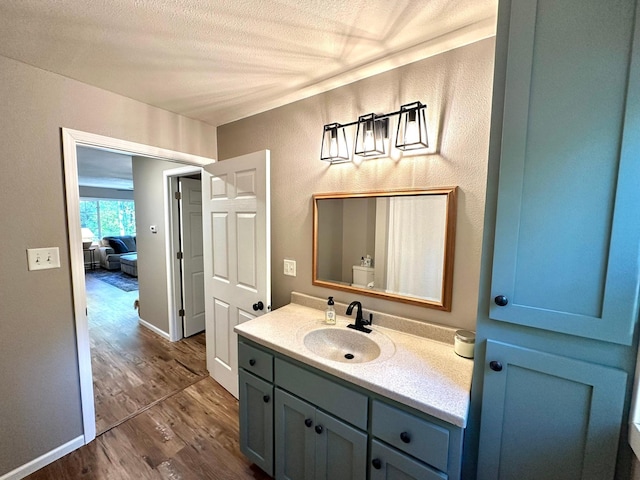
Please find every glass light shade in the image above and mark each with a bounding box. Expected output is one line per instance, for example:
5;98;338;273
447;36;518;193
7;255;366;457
354;114;387;157
320;123;350;163
395;102;428;150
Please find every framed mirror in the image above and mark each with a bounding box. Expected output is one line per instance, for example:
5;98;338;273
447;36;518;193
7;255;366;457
313;187;457;310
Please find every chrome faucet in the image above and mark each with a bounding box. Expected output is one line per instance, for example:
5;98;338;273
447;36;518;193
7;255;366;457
346;301;372;333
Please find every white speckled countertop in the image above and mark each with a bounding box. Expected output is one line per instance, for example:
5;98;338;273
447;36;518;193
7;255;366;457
234;300;473;428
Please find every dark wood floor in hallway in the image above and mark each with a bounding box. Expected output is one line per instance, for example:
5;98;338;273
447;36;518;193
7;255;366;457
25;269;268;479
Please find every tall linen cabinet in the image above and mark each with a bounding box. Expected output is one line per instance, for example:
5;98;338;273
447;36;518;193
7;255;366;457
471;0;640;479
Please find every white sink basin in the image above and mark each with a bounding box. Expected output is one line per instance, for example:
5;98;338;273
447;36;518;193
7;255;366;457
303;327;383;363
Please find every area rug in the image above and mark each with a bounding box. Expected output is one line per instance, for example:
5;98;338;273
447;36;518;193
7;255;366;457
87;268;138;292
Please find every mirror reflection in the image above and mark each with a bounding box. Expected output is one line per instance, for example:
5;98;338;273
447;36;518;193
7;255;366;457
313;188;456;310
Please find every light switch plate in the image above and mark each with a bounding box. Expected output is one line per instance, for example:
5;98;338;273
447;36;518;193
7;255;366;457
27;247;61;271
284;259;296;277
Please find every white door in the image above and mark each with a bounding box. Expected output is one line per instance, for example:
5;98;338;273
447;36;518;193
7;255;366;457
179;177;206;337
202;150;271;398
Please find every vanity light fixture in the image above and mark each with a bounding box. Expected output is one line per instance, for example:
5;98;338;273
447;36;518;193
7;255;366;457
320;123;350;163
396;101;429;150
354;113;388;157
320;101;428;163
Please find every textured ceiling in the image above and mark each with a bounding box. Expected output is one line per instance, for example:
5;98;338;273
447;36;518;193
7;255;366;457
0;0;497;126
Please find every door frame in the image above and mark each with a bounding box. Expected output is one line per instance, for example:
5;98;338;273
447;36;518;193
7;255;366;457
164;166;204;341
62;128;215;445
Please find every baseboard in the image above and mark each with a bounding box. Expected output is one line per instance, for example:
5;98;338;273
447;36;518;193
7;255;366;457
0;435;84;480
138;317;171;340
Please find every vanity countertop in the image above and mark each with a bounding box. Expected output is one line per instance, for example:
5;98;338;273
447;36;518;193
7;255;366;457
234;302;473;428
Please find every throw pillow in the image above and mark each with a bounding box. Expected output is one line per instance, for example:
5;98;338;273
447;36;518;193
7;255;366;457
108;238;129;254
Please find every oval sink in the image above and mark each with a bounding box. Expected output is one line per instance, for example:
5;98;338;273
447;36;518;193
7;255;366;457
303;328;382;363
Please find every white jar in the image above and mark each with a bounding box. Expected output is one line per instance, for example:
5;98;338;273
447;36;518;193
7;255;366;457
454;330;475;358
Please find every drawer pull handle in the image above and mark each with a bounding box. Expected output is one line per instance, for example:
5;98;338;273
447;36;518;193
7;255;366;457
400;431;411;443
263;394;270;403
249;359;256;366
489;361;503;372
315;425;323;434
304;418;313;428
371;458;382;470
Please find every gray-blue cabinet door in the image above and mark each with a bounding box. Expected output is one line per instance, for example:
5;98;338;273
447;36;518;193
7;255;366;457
370;440;447;480
489;0;640;344
314;410;367;480
239;370;274;476
275;389;316;480
477;340;627;480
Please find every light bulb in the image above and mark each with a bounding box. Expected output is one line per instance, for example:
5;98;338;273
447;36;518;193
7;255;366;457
404;110;419;145
364;129;374;152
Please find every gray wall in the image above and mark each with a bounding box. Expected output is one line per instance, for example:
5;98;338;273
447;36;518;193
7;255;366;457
0;54;216;475
132;156;187;334
217;38;495;331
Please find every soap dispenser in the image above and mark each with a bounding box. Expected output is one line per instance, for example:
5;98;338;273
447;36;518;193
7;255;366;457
325;296;336;325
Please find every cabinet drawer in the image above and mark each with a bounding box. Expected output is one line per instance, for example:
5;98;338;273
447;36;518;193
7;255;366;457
371;440;447;480
239;341;273;382
372;400;449;472
274;358;368;429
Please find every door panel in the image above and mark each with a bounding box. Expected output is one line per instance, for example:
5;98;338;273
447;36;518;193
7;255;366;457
202;150;271;397
275;389;316;480
488;0;640;344
179;177;205;337
477;340;627;480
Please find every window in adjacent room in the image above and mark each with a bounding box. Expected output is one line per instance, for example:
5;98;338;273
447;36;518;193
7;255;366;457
80;199;136;241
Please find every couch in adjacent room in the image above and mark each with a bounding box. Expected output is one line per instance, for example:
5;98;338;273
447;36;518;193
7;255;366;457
98;235;137;270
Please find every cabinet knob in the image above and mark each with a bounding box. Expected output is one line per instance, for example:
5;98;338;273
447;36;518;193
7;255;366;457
253;301;264;311
249;358;256;366
489;361;503;372
494;295;509;306
400;431;411;444
263;394;270;403
304;418;313;428
371;458;382;470
315;425;323;434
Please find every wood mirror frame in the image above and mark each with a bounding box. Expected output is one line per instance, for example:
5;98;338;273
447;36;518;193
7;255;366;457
312;187;457;311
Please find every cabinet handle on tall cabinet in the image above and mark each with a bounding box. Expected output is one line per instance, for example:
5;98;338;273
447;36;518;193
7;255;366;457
263;394;270;403
494;295;508;306
372;458;382;470
304;418;313;428
315;425;323;434
489;361;503;372
400;432;411;443
249;359;256;366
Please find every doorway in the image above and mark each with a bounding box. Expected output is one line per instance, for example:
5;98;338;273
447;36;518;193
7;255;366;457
166;168;206;340
63;128;216;444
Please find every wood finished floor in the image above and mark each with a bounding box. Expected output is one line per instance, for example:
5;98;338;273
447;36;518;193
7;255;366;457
84;271;208;434
25;270;268;479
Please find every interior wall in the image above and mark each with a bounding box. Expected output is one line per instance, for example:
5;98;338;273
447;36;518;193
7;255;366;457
132;156;187;334
0;54;216;476
217;38;494;330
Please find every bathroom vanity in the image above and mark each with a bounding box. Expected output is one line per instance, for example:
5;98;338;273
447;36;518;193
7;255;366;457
234;297;473;479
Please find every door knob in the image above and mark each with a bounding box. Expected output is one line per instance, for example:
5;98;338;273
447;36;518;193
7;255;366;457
489;361;503;372
371;458;382;470
253;301;264;311
494;295;508;306
315;425;323;434
304;418;313;428
263;394;270;403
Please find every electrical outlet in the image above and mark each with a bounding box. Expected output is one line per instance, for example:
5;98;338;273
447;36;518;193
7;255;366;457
284;259;296;277
27;247;61;271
